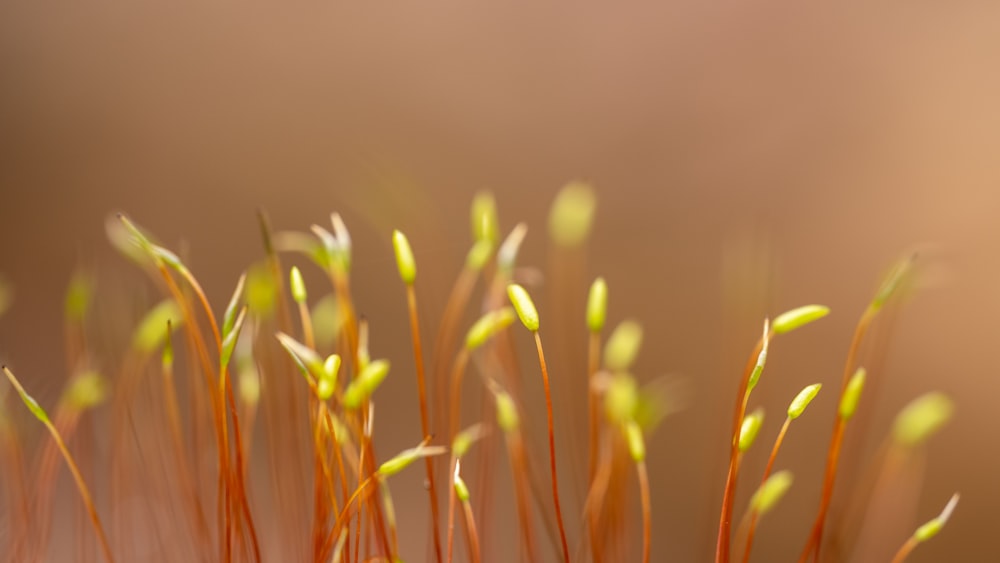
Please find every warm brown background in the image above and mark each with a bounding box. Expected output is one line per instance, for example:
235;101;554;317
2;2;999;561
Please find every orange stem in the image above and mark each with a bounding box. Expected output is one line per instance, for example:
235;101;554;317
742;417;790;563
532;332;571;563
800;307;876;562
637;460;652;563
404;284;444;563
716;333;769;563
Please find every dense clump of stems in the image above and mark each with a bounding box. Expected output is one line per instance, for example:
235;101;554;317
1;199;958;563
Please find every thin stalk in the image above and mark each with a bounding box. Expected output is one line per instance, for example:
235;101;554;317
404;284;443;563
162;328;212;554
447;348;485;562
461;495;482;563
258;210;311;563
1;424;31;562
716;331;770;563
147;264;231;561
446;452;459;563
586;331;602;562
578;431;613;561
380;481;400;558
430;267;478;445
506;430;537;562
742;417;791;563
800;307;876;562
33;408;81;560
889;537;919;563
4;367;114;563
636;460;652;563
531;332;571;563
297;299;316;350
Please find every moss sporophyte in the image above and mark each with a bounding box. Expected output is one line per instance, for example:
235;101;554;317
0;185;957;562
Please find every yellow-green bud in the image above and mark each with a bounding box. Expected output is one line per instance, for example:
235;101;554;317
787;384;822;420
839;368;866;420
914;493;959;542
378;444;446;478
586;277;608;333
317;377;336;401
739;408;765;452
507;284;540;332
323;354;342;385
238;366;260;407
289;266;307;304
750;470;793;515
604;320;642;372
470;191;500;244
892;392;953;448
133;300;183;352
746;349;768;395
772;305;830;334
465;239;494;272
624;420;645;462
64;371;108;411
548;181;597;247
465;308;516;350
245;263;277;318
276;332;324;382
3;367;50;424
604;373;639;424
454;473;471;502
64;272;94;322
392;230;417;285
343;359;391;409
495;392;519;432
451;424;485;459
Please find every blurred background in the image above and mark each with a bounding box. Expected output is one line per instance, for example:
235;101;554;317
1;2;999;561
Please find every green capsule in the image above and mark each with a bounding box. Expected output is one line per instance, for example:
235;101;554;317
839;368;866;420
392;230;417;285
586;277;608;333
507;284;540;332
772;305;830;334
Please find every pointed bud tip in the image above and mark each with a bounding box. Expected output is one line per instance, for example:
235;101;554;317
772;305;830;334
507;284;540;331
392;230;417;284
587;277;608;333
